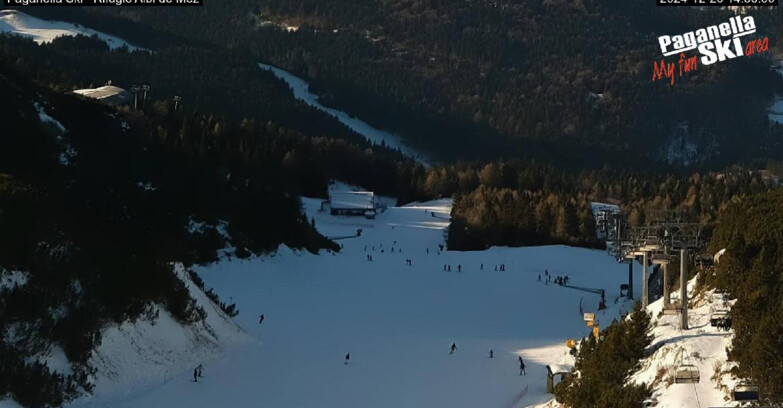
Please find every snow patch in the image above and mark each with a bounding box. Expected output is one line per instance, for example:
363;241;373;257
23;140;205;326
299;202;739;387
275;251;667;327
661;123;719;167
136;182;157;192
34;102;78;166
35;102;66;134
26;345;74;376
0;399;24;408
0;270;28;290
257;19;299;32
0;10;147;52
768;95;783;124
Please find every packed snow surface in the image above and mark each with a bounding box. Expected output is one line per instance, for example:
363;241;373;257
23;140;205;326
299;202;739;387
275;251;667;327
68;266;248;406
67;183;641;408
631;277;740;408
0;10;146;51
34;102;77;166
258;63;429;165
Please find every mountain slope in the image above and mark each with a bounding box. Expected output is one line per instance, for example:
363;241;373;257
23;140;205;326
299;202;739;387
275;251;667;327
63;184;644;408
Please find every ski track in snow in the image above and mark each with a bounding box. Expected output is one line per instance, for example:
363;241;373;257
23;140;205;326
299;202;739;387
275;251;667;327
258;63;430;166
67;184;642;408
632;278;739;408
0;10;147;52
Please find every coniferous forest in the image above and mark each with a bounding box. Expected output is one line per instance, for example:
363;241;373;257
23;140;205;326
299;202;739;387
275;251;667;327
1;0;783;406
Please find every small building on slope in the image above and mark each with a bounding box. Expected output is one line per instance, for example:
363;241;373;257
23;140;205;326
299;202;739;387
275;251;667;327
73;83;132;106
328;191;377;217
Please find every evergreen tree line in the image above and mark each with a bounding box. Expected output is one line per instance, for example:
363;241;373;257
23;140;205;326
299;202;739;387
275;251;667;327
0;64;349;407
554;308;654;408
702;188;783;401
14;1;783;168
432;161;775;250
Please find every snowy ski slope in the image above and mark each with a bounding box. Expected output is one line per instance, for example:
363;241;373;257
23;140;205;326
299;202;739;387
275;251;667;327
258;63;430;166
0;10;146;51
631;277;740;408
64;183;641;408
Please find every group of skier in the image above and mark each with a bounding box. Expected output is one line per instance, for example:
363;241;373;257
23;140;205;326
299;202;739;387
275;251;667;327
537;269;569;286
206;237;536;384
449;344;526;375
443;264;463;272
553;275;570;286
364;241;409;261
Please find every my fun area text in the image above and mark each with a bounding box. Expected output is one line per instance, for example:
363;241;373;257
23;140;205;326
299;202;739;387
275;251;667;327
652;15;768;85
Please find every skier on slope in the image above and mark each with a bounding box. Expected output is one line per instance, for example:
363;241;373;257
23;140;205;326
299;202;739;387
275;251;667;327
457;264;462;272
450;342;457;355
193;367;199;382
345;353;351;365
259;314;265;325
196;364;204;378
518;356;526;375
489;349;494;358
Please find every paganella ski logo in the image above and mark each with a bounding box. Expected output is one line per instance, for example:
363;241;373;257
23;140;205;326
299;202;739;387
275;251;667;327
653;15;768;85
658;15;756;65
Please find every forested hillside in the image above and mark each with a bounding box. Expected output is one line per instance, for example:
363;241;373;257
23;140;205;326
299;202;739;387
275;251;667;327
703;188;783;401
16;1;783;168
2;2;783;406
555;308;653;408
0;62;409;406
443;162;775;249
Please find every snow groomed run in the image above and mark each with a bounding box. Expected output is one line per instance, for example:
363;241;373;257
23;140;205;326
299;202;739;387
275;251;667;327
66;186;640;408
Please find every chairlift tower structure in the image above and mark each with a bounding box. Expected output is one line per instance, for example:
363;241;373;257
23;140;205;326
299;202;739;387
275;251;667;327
600;209;635;300
621;210;703;330
130;85;141;110
138;85;151;108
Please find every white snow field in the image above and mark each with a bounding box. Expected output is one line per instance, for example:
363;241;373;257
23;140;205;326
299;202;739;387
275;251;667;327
258;63;430;165
66;186;643;408
67;266;249;407
0;10;146;51
631;276;740;408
